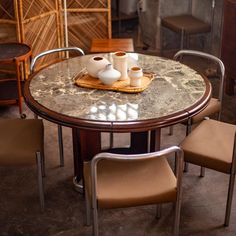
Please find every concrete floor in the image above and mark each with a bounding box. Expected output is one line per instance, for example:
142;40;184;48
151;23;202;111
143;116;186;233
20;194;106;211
1;21;236;235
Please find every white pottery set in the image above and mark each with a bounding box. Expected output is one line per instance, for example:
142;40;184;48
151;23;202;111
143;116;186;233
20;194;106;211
86;52;143;87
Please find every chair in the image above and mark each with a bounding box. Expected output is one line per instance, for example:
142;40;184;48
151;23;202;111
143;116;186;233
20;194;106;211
0;119;45;210
181;119;236;226
30;47;85;167
170;49;225;136
161;0;214;53
84;146;183;236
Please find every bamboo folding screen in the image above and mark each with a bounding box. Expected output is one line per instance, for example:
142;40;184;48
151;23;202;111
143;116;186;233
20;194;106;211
63;0;111;50
0;0;111;67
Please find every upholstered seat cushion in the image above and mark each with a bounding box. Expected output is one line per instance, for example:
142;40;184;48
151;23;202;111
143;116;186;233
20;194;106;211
84;156;177;209
181;119;236;173
161;14;211;34
0;119;44;166
191;98;221;123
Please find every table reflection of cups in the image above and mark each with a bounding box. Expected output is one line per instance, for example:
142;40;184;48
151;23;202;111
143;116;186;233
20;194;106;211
112;51;128;80
129;66;143;87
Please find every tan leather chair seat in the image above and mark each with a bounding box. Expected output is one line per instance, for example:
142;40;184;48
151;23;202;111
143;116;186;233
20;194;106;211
181;119;236;173
0;119;44;166
162;14;211;34
84;157;177;209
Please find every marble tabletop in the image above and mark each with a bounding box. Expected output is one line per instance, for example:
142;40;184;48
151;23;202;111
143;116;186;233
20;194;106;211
25;53;211;131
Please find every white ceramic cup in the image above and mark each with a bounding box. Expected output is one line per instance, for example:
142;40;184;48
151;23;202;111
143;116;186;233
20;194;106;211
112;51;128;80
129;66;143;87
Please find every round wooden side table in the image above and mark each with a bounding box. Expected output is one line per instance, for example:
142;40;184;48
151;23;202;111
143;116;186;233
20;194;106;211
0;42;32;117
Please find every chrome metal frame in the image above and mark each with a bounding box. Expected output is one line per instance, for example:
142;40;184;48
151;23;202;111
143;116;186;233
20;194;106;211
30;47;85;167
224;132;236;226
36;151;45;211
173;50;225;173
85;146;184;236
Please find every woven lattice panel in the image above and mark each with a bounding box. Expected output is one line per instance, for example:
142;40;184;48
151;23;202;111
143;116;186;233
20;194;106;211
23;15;59;56
20;0;57;19
67;12;109;51
0;0;15;20
66;0;107;9
19;0;61;69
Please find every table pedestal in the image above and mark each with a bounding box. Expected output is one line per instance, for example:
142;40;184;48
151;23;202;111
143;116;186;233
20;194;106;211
72;128;161;184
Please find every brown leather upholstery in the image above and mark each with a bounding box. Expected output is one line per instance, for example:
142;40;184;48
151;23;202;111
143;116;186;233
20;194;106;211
84;156;177;209
161;14;211;34
0;119;44;166
181;119;236;173
191;98;221;123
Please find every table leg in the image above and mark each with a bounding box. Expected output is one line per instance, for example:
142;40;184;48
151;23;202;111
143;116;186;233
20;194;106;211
150;129;161;152
72;128;101;183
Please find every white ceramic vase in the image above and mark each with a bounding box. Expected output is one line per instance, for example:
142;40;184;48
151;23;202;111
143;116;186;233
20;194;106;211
129;66;143;87
112;51;128;80
98;64;121;85
86;56;110;78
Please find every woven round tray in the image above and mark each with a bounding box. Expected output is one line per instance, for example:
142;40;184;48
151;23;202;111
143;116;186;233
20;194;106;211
74;72;155;93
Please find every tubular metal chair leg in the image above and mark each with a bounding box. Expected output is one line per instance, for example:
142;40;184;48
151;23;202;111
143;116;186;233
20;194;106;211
109;132;114;149
36;152;45;211
41;153;46;177
224;173;236;226
173;200;181;236
58;125;64;167
85;189;91;226
92;206;99;236
169;126;174;136
184;162;189;172
180;29;185;50
200;166;205;177
156;204;162;219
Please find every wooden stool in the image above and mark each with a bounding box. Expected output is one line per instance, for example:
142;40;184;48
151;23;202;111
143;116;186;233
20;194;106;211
0;42;32;118
90;38;134;53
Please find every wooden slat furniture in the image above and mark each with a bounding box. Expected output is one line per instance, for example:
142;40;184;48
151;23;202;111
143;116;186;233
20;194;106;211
221;0;236;95
0;42;32;117
90;38;134;53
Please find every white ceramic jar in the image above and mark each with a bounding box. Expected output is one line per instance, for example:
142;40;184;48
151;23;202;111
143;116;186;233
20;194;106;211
98;64;121;85
129;66;143;87
112;51;128;80
86;56;110;78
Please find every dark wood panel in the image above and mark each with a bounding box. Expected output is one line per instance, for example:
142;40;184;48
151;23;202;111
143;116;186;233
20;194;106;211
221;0;236;95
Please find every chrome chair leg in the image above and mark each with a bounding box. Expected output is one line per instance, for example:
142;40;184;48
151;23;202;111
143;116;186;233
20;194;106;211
85;189;91;226
184;162;189;172
58;125;64;167
41;153;46;177
155;204;162;219
200;166;205;177
169;126;174;136
92;204;99;236
36;151;45;211
109;132;114;149
224;172;236;226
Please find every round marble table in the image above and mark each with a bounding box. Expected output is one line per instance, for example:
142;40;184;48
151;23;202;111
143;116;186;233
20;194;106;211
24;53;211;182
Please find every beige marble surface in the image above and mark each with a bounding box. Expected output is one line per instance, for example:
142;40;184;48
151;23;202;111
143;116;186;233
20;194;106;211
29;53;207;123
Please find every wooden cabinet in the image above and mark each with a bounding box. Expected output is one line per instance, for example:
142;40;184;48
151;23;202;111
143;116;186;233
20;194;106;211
221;0;236;95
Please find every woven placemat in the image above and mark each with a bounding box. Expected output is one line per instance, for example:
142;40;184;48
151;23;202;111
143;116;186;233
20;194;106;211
74;72;155;93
